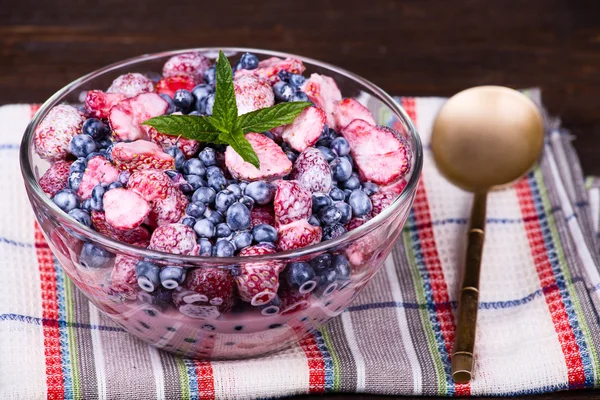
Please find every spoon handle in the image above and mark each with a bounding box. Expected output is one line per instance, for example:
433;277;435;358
452;191;487;384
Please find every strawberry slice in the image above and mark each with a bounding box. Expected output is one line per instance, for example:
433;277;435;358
109;92;169;141
148;186;188;227
179;267;235;313
91;211;151;247
111;140;175;173
108;255;140;302
39;160;73;197
103;188;151;230
77;155;119;199
235;56;305;84
333;98;376;130
301;73;342;128
85;90;127;119
280;106;326;152
250;205;275;228
341;119;411;185
234;75;275;115
162;52;211;81
276;219;322;251
148;127;200;157
107;73;155;98
273;180;312;226
34;105;86;161
225;133;292;181
370;178;407;216
148;223;200;256
127;169;173;202
291;147;332;194
155;75;197;98
279;286;310;315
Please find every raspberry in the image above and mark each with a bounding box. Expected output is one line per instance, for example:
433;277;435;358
332;98;376;130
148;186;189;227
111;140;175;173
155;76;197;98
34;105;86;161
103;188;151;230
38;160;73;197
148;223;200;256
276;219;322;251
279;285;310;315
273;180;312;226
225;133;292;181
108;255;139;302
84;90;127;119
291;147;332;194
77;155;119;199
301;73;342;128
370;179;407;216
341;119;411;185
233;75;275;115
107;73;155;98
91;211;151;247
235;56;305;84
179;267;235;313
148;127;200;157
127;169;173;202
109;92;169;142
250;205;275;228
280;106;326;152
162;52;211;81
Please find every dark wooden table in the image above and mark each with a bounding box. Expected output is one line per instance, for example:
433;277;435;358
2;0;600;398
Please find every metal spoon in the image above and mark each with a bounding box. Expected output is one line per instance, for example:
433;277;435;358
431;86;544;383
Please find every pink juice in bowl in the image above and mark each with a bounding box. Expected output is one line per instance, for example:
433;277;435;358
21;48;422;359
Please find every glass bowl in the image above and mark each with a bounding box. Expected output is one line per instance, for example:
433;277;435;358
20;48;423;359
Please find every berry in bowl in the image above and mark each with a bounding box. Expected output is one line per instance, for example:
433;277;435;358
21;48;422;359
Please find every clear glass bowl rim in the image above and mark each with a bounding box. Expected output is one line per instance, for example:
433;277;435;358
19;47;423;264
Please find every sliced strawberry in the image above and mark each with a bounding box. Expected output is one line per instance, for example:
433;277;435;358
179;268;235;313
381;178;408;195
162;52;211;81
103;188;150;230
238;243;285;273
280;106;326;152
148;186;188;227
84;90;127;119
111;140;175;173
148;223;200;256
39;160;73;197
109;92;169;142
345;216;371;231
234;74;275;115
107;73;155;98
279;286;310;315
225;133;292;181
77;155;119;199
341;119;411;185
276;219;322;251
250;205;275;228
291;147;332;193
108;255;139;302
148;126;200;157
370;179;407;216
34;105;86;161
235;56;305;84
91;211;151;247
301;73;342;128
155;75;197;98
127;169;173;202
273;180;312;226
333;98;376;130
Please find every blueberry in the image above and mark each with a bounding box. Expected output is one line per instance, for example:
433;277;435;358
244;181;275;205
362;182;379;196
348;189;373;217
239;52;259;70
317;146;337;162
192;84;213;103
79;243;113;271
330;157;353;181
70;158;87;173
252;224;278;243
319;205;342;226
118;171;130;186
312;193;333;213
135;261;160;292
278;70;291;82
167;146;185;170
174;89;194;113
69;134;97;158
96;137;113;151
284;262;318;293
239;181;249;191
184;175;206;191
82;118;109;139
205;93;215;115
273;81;294;102
208;174;227;192
262;131;275;141
192;187;216;204
260;296;281;316
198;147;217;166
107;181;123;191
183;158;206;176
90;184;105;211
186;201;206;218
206;165;223;179
81;198;92;212
291;91;310;102
215;190;237;213
322;224;347;240
194;219;215;238
232;230;253;250
182;216;196;227
308;215;321;226
52;189;79;213
342;174;361;190
330;137;351;157
335;202;352;224
310;253;333;271
226;203;251;231
159;94;176;114
288;74;306;88
214;239;235;257
226;184;243;199
329;187;345;201
197;238;213;256
239;195;255;211
68;208;92;227
68;171;83;192
204;208;223;224
160;266;186;289
316;268;338;297
216;223;232;238
344;189;353;200
316;127;336;147
332;254;351;282
286;151;298;163
204;66;216;86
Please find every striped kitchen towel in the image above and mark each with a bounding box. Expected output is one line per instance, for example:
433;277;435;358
1;90;600;399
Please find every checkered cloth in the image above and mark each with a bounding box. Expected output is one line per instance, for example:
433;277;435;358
1;89;600;399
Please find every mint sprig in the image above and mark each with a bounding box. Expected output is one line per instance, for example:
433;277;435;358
143;50;311;169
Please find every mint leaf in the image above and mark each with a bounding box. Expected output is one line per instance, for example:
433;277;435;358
142;115;225;144
210;50;238;132
219;127;260;169
235;101;312;133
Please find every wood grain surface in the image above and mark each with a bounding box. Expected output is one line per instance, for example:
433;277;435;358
2;1;600;398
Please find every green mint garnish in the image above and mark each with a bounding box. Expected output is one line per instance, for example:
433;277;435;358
143;50;311;169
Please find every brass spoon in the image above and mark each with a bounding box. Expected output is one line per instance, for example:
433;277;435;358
431;86;544;384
